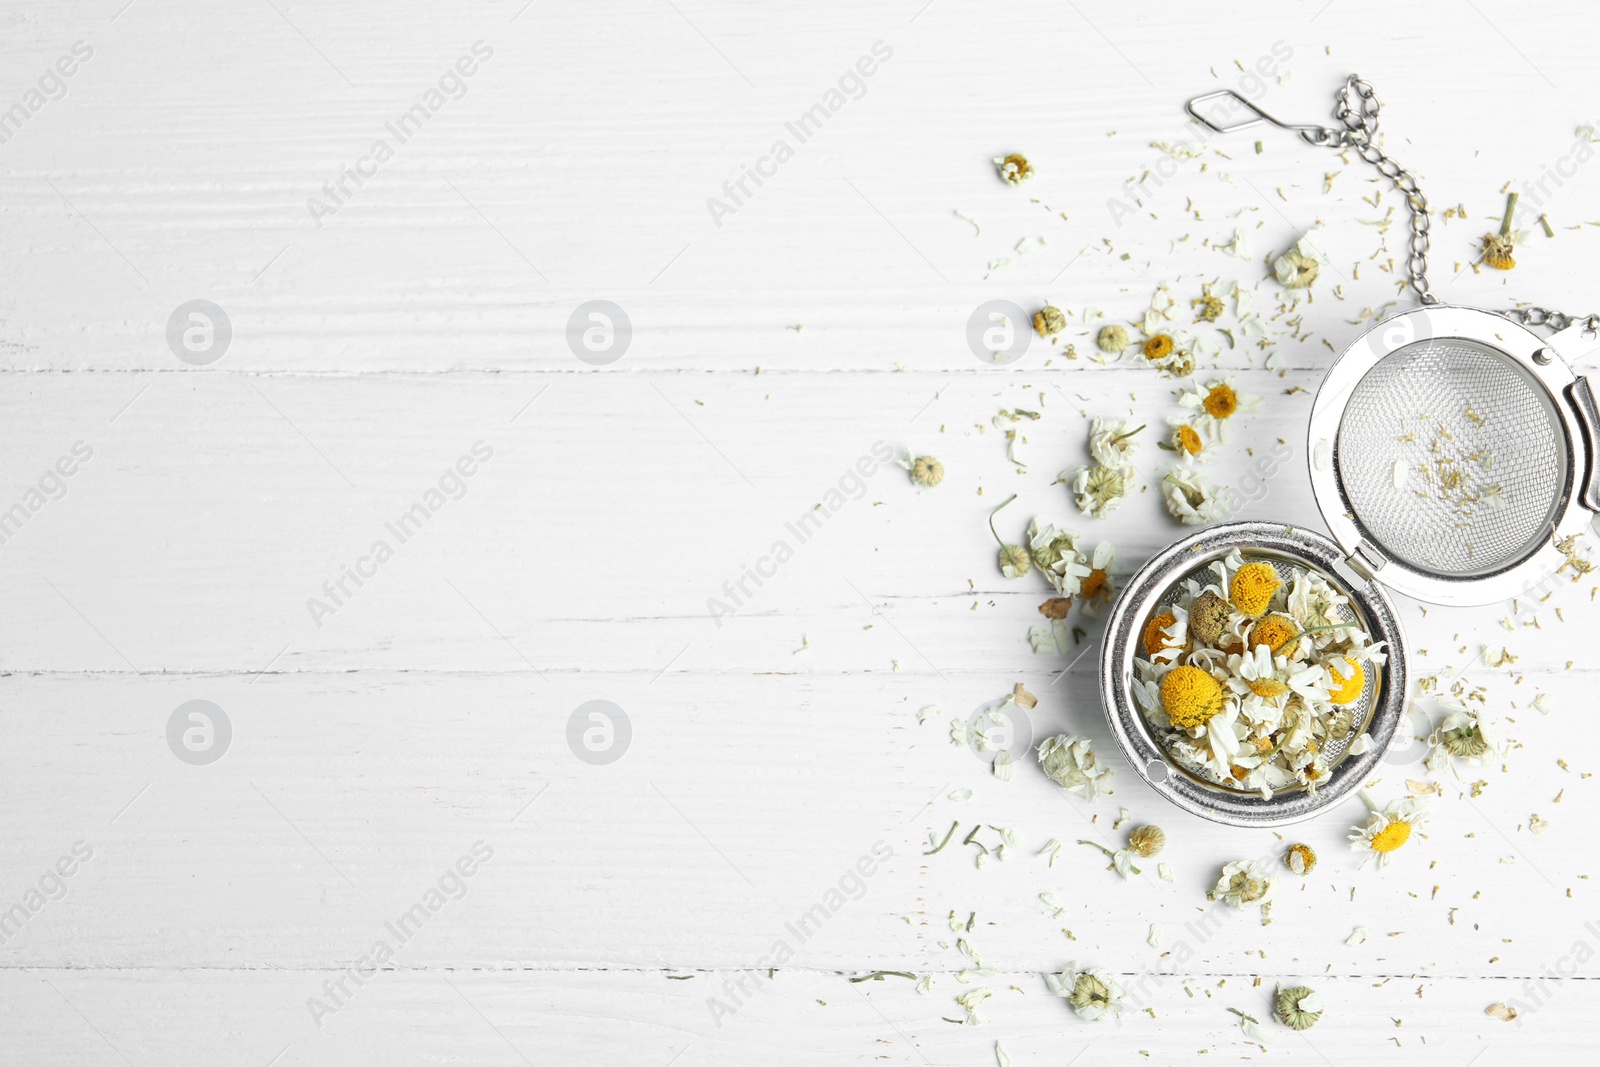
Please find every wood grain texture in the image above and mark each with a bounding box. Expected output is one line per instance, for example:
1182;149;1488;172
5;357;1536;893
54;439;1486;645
4;0;1600;1063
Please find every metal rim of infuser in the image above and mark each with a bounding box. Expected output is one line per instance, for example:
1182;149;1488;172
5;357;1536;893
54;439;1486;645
1100;521;1408;828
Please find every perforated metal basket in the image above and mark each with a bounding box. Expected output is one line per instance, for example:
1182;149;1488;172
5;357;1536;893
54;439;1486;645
1102;305;1600;826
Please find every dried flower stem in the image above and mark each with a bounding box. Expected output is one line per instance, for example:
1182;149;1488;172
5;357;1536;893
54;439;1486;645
1110;424;1146;445
1077;839;1140;875
988;493;1019;547
924;820;960;855
1500;192;1519;239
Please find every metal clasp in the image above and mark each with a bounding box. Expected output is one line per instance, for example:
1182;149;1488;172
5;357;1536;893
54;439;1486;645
1184;90;1343;147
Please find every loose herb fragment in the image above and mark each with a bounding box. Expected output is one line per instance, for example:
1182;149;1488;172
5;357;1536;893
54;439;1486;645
849;971;917;983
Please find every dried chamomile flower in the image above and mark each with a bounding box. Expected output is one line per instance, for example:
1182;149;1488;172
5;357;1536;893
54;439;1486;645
994;153;1033;185
1188;590;1232;645
1128;824;1166;857
1096;324;1130;354
1044;965;1126;1022
1284;843;1317;875
1178;377;1261;442
1068;464;1131;518
1275;249;1320;289
1481;191;1525;270
1141;610;1185;660
999;545;1030;578
1248;613;1300;655
1143;333;1176;362
1209;859;1276;910
901;452;944;487
988;494;1030;579
1037;734;1113;800
1160;665;1225;729
1077;541;1116;614
1162;466;1227;526
1274;985;1324;1030
1426;697;1498;774
1324;655;1365;705
1088;418;1144;469
1161;416;1209;462
1349;790;1432;868
1230;561;1282;617
1028;519;1091;595
1033;304;1067;337
1272;228;1330;290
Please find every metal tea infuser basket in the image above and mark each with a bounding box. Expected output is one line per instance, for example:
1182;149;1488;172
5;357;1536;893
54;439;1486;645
1101;76;1600;826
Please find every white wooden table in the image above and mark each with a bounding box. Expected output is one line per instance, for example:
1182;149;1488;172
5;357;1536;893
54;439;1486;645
4;1;1600;1063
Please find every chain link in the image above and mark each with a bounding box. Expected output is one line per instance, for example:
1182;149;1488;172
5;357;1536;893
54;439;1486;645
1499;306;1600;335
1293;76;1436;305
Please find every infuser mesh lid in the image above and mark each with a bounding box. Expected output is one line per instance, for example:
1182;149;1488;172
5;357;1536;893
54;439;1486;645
1334;337;1567;577
1311;305;1590;606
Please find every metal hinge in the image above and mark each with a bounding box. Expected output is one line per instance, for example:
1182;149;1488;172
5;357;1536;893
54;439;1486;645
1344;541;1387;583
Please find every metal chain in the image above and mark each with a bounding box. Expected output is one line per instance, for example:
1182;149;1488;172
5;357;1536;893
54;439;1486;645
1189;75;1599;326
1500;306;1600;335
1291;76;1436;305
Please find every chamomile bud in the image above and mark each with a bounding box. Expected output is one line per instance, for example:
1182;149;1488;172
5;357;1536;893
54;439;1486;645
1128;825;1166;858
901;453;944;487
988;494;1029;578
1033;305;1067;337
1095;324;1130;354
1274;985;1324;1031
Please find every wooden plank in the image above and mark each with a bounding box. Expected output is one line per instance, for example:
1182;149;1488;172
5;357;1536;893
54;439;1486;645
0;968;1589;1065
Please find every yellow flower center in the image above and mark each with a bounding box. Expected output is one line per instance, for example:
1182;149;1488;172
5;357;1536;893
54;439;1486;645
1204;384;1239;419
1250;614;1299;653
1370;820;1411;853
1143;334;1175;360
1142;611;1180;657
1082;568;1110;600
1248;677;1289;698
1176;424;1203;455
1160;665;1224;729
1326;657;1365;705
1229;562;1281;618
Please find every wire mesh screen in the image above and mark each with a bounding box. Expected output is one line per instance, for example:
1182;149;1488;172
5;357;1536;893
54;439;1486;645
1335;338;1566;577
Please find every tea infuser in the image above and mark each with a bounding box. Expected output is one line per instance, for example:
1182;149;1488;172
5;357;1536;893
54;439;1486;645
1099;76;1600;826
